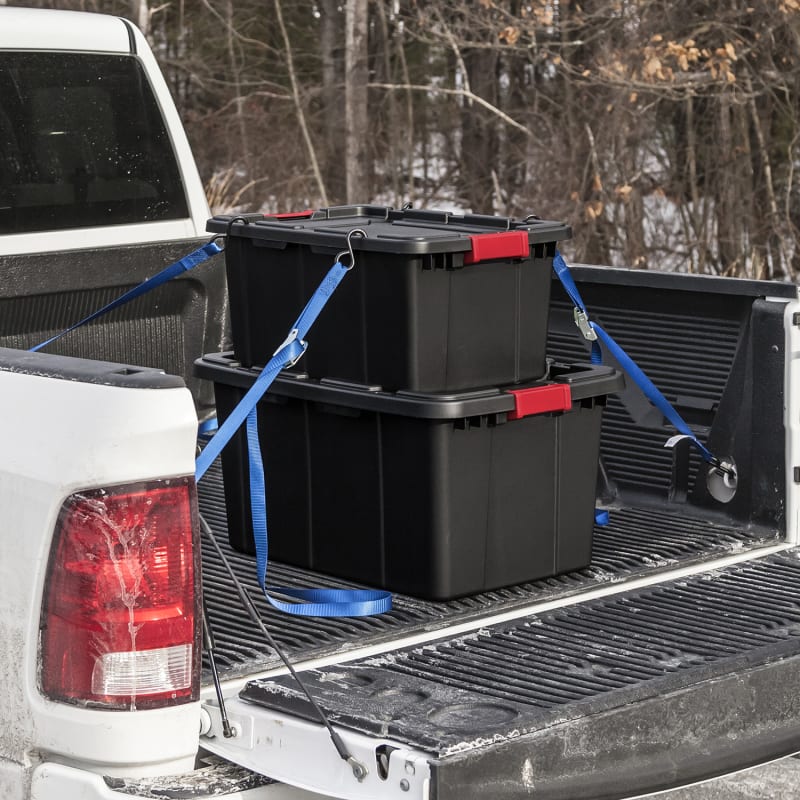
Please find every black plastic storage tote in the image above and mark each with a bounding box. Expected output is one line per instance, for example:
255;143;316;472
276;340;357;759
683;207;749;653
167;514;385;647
206;206;571;392
196;353;622;600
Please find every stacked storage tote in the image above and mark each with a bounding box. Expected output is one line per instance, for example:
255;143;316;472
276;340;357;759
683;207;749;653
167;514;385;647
199;206;622;600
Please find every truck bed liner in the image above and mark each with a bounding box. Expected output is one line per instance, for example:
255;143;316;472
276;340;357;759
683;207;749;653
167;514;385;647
199;462;780;680
201;267;790;681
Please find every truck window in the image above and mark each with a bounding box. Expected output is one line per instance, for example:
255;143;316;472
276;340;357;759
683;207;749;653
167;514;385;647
0;52;189;234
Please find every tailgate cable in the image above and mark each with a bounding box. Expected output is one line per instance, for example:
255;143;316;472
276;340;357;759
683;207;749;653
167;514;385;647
201;594;234;739
551;249;738;490
199;514;369;780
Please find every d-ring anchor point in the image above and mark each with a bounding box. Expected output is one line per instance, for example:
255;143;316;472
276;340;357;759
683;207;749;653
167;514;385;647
336;228;367;270
707;456;738;503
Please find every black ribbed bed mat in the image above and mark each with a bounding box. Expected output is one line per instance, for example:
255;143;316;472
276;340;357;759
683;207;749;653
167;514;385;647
199;461;780;680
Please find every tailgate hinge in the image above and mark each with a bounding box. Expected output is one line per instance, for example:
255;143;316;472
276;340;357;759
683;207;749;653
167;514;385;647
201;697;432;800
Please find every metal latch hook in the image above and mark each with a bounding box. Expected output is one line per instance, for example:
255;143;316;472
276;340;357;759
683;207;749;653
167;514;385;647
573;307;598;342
273;327;307;367
336;228;367;270
208;234;227;251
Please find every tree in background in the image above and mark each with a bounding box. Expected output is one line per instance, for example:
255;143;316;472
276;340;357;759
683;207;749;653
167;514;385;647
6;0;800;279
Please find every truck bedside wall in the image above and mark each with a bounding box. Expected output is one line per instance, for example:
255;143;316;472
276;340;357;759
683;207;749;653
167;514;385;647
0;367;200;792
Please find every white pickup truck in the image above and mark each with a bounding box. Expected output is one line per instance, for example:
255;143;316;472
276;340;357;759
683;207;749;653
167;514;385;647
4;8;800;800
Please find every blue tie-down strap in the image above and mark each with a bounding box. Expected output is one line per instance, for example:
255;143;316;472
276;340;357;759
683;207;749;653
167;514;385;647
196;233;366;480
198;417;219;437
551;250;735;481
194;257;353;482
552;251;602;365
589;321;718;463
31;239;223;352
194;338;301;482
195;250;392;618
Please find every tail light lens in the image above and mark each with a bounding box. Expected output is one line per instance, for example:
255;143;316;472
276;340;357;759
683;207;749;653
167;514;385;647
40;478;200;710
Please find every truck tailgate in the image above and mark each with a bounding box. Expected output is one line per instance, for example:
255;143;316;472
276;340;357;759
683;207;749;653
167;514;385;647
202;547;800;800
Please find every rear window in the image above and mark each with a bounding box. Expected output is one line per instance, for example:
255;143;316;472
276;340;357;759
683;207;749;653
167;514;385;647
0;52;189;235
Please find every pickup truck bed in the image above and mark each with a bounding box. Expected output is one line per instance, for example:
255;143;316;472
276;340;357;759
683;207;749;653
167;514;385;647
200;463;800;799
195;267;800;799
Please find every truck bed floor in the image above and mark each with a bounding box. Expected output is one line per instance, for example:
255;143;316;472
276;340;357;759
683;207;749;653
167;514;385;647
198;461;780;680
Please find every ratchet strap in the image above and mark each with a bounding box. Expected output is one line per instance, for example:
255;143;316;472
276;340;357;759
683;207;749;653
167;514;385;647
30;239;223;352
195;240;392;618
552;251;734;479
26;226;389;616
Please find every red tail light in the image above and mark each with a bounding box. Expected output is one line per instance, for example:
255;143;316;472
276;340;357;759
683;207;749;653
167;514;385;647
40;478;200;710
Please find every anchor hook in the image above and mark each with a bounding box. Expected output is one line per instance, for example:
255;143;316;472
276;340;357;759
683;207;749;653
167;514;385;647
336;228;367;270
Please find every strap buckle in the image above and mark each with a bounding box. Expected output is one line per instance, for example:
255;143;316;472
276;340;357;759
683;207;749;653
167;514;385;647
273;328;308;367
573;307;598;341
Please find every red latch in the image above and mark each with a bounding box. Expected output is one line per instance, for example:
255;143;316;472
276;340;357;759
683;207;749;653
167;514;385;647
264;209;315;220
507;384;572;420
463;231;530;265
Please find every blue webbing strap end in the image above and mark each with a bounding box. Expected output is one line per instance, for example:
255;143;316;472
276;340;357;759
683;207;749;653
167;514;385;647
198;417;219;436
244;404;392;617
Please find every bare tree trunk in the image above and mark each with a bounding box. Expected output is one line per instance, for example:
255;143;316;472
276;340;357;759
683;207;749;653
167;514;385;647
225;0;250;205
131;0;148;35
716;94;737;275
394;9;415;204
786;130;800;280
375;0;401;206
557;0;612;264
685;96;705;273
581;122;612;266
619;125;646;268
345;0;369;203
321;0;346;204
460;46;499;212
746;82;789;279
274;0;328;206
